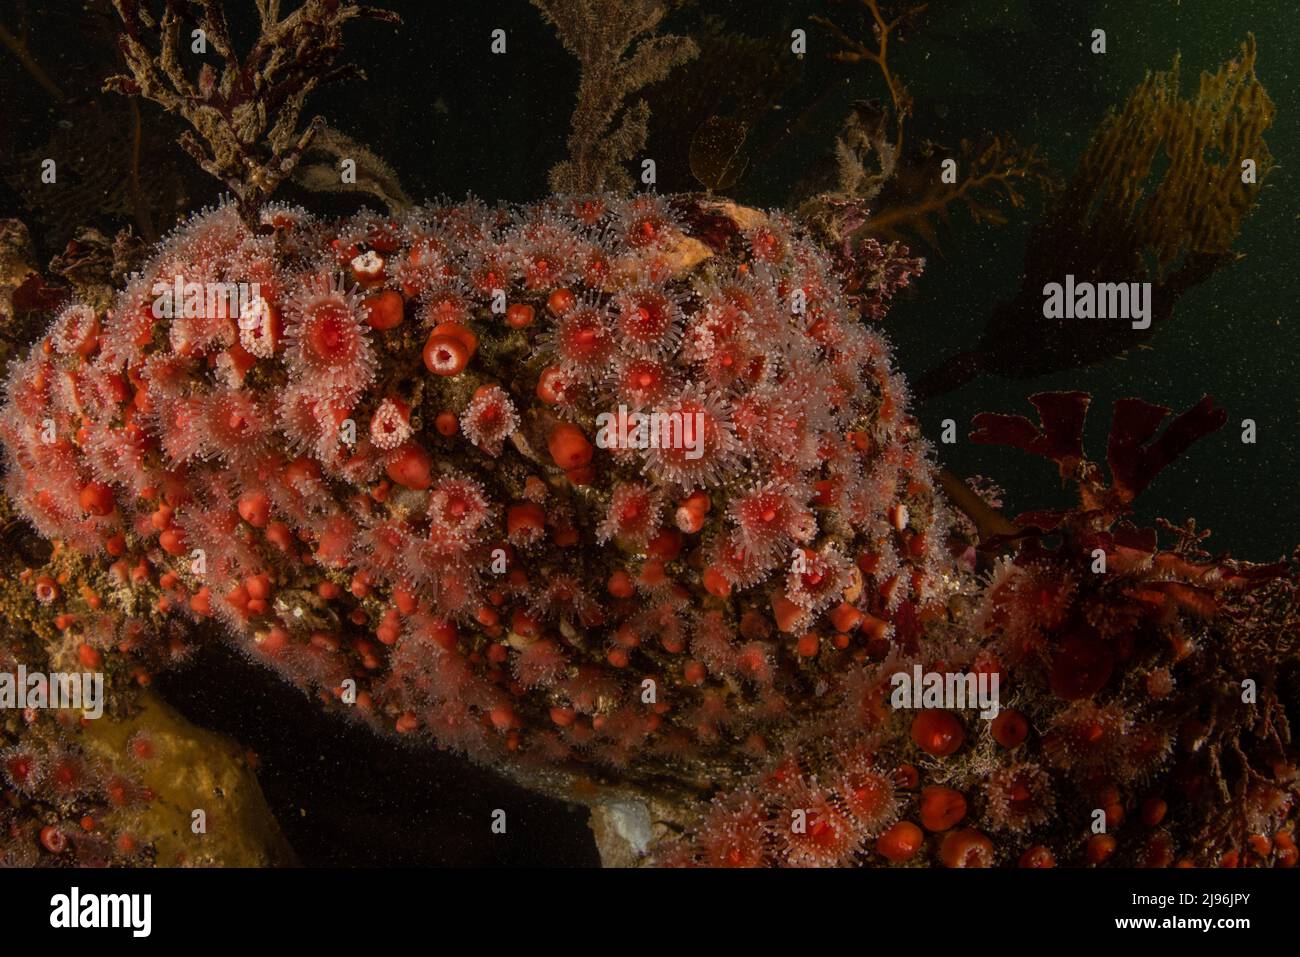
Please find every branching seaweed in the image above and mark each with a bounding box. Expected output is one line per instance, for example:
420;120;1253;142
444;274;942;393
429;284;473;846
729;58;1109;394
860;134;1052;248
104;0;400;222
1036;34;1275;286
0;4;68;104
292;121;411;213
963;392;1299;861
808;2;1051;251
811;0;925;156
531;0;697;194
918;36;1276;397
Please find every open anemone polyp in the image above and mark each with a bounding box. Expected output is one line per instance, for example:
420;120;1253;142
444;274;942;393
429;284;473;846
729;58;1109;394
0;195;949;794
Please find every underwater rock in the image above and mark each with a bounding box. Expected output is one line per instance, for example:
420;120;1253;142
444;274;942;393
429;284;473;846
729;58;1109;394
1;190;1294;868
1;193;940;806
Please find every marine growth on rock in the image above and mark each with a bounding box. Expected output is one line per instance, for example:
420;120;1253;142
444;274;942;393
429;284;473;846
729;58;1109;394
2;194;948;790
3;191;1295;869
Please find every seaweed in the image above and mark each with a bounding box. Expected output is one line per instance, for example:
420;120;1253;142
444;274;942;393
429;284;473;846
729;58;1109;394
1043;35;1274;286
530;0;697;194
806;1;1051;250
810;0;925;156
920;36;1276;395
291;121;412;213
104;0;401;221
970;391;1228;527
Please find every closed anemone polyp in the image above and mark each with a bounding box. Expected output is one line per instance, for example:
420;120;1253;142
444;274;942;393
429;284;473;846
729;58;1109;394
919;785;968;832
911;710;965;757
940;828;995;868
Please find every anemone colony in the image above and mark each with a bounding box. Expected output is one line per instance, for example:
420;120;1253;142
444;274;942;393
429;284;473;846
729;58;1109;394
1;190;1296;868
